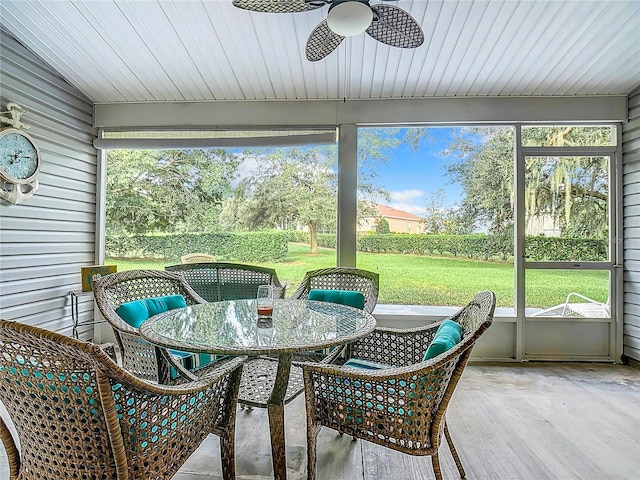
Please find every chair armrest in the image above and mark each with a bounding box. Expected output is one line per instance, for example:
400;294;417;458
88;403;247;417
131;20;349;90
98;342;118;363
346;322;443;367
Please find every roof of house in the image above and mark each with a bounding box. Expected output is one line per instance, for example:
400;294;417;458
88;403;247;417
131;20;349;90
376;204;423;222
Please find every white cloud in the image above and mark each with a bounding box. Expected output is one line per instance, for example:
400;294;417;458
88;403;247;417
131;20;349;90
390;189;423;203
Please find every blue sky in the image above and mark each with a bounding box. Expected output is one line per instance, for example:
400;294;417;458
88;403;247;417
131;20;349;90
363;127;465;217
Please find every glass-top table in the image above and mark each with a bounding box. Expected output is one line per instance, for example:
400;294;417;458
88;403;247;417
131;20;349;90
140;298;376;480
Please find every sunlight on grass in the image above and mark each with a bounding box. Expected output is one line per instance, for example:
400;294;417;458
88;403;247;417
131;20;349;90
106;242;607;308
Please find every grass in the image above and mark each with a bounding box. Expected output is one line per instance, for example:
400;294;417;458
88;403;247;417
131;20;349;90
106;242;609;308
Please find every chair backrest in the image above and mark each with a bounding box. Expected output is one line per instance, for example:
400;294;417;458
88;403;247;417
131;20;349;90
181;252;215;264
92;269;206;382
291;267;379;313
450;290;496;343
166;262;285;302
0;320;236;480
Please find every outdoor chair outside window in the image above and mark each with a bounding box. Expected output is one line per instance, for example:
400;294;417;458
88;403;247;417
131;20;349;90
291;267;380;314
531;291;610;318
165;261;286;302
299;290;496;480
0;319;245;480
181;252;216;263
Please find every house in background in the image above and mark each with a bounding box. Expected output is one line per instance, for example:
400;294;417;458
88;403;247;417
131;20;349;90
359;204;425;234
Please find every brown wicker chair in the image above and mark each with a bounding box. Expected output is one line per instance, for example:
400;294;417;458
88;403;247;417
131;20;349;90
181;252;216;263
92;269;209;384
92;269;303;410
0;319;245;480
165;261;286;303
290;267;379;313
300;290;496;480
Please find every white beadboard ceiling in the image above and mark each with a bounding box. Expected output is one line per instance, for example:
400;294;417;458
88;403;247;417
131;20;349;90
1;0;639;104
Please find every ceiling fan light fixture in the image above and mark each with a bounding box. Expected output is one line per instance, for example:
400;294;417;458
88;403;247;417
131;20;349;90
326;1;373;37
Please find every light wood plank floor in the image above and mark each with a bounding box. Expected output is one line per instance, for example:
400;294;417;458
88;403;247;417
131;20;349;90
174;362;640;480
2;362;638;479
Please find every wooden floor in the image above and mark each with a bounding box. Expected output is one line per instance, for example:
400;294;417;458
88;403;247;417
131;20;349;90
168;362;640;480
2;362;639;479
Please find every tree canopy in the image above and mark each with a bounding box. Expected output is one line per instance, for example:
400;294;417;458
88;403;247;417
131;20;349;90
219;147;338;253
106;149;240;235
105;129;399;253
444;126;610;239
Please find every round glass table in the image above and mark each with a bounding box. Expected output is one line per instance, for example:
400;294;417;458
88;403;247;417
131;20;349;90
140;298;376;480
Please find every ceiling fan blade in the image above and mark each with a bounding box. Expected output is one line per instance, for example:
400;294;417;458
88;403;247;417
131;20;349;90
306;20;345;62
232;0;324;14
366;5;424;49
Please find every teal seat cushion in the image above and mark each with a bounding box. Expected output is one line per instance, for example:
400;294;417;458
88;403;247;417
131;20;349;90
169;350;217;379
423;319;463;361
308;289;365;310
115;300;149;328
116;295;215;379
116;294;187;328
343;358;391;370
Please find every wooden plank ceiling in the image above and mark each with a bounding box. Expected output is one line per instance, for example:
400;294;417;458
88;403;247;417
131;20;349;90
1;0;639;104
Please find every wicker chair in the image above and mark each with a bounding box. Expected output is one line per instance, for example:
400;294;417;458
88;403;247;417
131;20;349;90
92;269;303;410
0;319;245;480
290;267;379;314
300;290;496;480
181;252;216;263
92;269;209;384
165;261;286;302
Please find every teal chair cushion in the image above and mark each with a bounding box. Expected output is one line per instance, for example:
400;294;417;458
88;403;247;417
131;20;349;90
116;295;214;379
423;319;463;361
116;294;187;328
308;289;365;310
343;358;390;370
168;351;217;379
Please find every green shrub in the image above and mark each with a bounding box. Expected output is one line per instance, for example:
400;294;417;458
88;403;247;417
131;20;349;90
376;218;390;234
106;231;606;263
354;233;604;261
106;231;289;262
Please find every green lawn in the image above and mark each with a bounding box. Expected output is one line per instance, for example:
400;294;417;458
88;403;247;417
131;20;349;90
106;242;609;308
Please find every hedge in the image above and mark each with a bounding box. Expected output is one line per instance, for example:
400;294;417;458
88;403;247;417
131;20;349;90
318;233;606;262
106;231;606;263
106;231;289;262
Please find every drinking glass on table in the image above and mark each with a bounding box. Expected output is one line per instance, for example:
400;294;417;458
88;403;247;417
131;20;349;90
257;285;274;319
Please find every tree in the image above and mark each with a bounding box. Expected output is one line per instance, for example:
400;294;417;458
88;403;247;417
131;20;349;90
222;129;402;253
445;127;515;235
523;127;609;239
106;149;240;235
422;189;447;234
445;126;610;239
220;147;337;253
441;207;475;235
376;218;390;234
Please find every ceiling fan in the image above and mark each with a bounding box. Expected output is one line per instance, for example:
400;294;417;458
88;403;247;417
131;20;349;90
232;0;424;62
